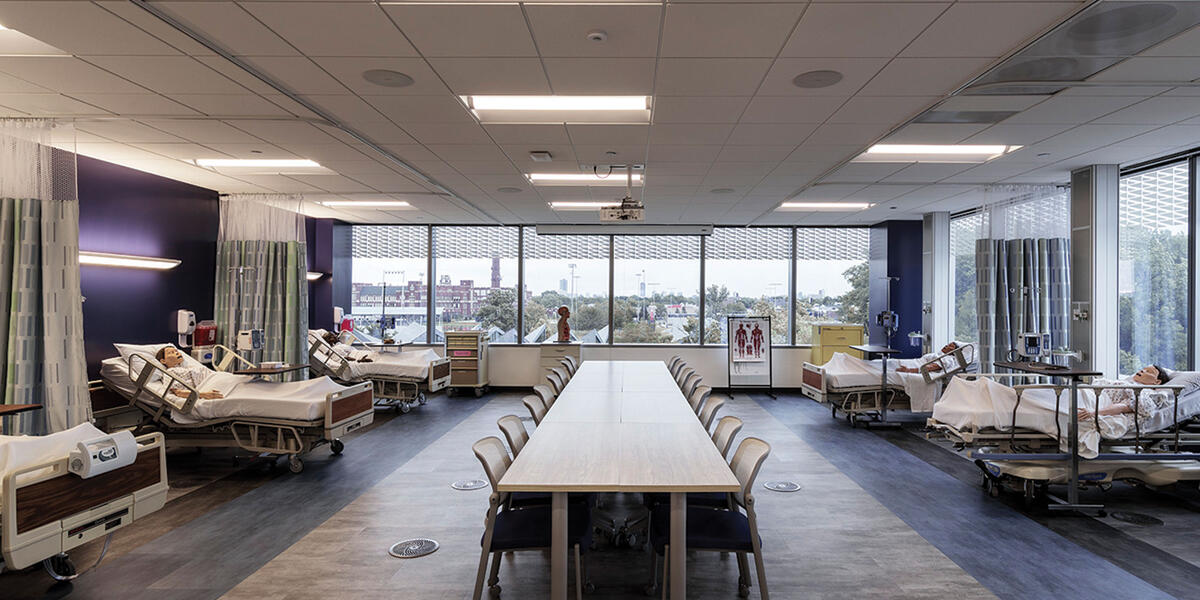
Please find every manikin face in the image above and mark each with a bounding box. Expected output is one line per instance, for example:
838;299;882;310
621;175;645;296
941;342;959;354
161;347;184;368
1133;365;1160;386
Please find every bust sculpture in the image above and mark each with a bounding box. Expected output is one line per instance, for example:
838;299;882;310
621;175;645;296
556;305;571;342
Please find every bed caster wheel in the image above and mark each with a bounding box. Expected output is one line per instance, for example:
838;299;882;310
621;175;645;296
739;583;751;598
288;455;304;474
488;584;501;597
43;554;77;581
474;387;484;398
418;392;427;405
400;403;412;414
330;439;344;455
986;480;1001;498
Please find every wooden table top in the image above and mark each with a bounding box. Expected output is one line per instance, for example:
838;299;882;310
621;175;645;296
499;361;740;494
850;344;901;355
0;404;42;417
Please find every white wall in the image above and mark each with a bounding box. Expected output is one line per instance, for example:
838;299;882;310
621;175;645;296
483;344;813;388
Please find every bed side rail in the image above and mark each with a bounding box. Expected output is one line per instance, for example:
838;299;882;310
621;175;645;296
920;343;977;384
306;334;352;380
126;353;201;416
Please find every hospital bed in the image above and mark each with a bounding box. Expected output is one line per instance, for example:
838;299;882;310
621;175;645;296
801;343;976;423
1;424;167;579
99;348;373;474
307;330;450;414
927;372;1200;509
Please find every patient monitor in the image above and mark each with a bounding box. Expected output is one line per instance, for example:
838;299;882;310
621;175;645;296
1017;332;1052;359
237;329;264;351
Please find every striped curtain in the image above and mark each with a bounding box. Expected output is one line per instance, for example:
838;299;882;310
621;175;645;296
214;195;308;379
975;237;1071;370
0;120;90;435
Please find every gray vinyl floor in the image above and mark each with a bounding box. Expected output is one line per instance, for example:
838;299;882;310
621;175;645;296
5;390;1200;600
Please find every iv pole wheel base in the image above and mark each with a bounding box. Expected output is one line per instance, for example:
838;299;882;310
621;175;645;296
287;455;304;474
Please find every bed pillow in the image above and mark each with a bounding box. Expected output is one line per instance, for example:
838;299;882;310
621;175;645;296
114;342;176;383
1167;370;1200;392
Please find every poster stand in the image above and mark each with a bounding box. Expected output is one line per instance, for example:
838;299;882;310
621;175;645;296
726;316;775;399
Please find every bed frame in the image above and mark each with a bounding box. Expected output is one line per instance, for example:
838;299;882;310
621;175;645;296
307;334;450;414
1;432;168;574
103;353;373;474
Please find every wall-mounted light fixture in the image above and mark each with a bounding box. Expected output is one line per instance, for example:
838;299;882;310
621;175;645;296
306;271;326;281
79;251;181;270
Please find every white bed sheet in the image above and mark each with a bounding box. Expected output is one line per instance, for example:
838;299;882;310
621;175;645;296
308;338;438;380
820;353;942;412
0;423;105;486
101;358;350;424
933;376;1200;458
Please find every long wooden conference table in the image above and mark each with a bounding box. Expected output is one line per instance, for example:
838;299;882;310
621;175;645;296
499;360;740;600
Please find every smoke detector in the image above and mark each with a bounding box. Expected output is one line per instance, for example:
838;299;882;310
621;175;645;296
586;30;608;42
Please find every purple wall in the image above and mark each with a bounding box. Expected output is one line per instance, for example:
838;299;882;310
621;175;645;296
306;217;336;331
78;155;219;378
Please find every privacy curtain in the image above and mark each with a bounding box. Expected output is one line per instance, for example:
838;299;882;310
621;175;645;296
0;119;90;435
974;186;1072;371
214;194;308;379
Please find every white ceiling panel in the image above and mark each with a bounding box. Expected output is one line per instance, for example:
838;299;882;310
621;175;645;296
0;1;180;56
241;2;416;57
171;93;293;117
879;163;975;183
67;93;199;116
715;145;796;162
572;145;646;164
781;2;948;58
825;162;909;183
805;123;887;146
127;142;228;161
98;2;215;57
198;142;297;159
341;172;429;193
314;58;450;96
428;144;510;162
738;96;846;124
649;123;733;145
790;184;867;201
660;3;804;58
844;184;923;202
857;57;991;96
882;123;989;144
542;58;656;94
524;4;662;59
651;96;750;123
567;124;649;146
0;93;109;115
961;122;1074;145
939;162;1040;184
707;162;777;176
364;95;474;124
285;173;377;193
935;95;1048;112
902;2;1078;58
229;120;339;145
77;120;186;143
281;143;374;164
141;119;267;144
0;57;146;94
725;123;816;145
402;123;493;145
383;4;535;58
1001;95;1145;125
0;71;47;93
757;58;890;96
483;124;571;145
1092;97;1200;126
646;144;723;162
828;96;937;124
1142;25;1200;58
237;56;349;95
84;56;248;94
1090;57;1200;83
427;58;550;95
654;59;772;96
155;2;295;57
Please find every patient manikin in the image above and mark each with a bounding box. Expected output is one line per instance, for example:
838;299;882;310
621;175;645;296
322;332;373;362
156;347;225;399
896;342;967;374
1077;364;1170;421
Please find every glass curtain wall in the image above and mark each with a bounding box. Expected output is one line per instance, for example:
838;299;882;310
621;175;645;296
704;228;792;345
432;226;519;344
522;227;611;343
612;235;701;343
349;226;428;343
794;228;870;344
949;212;988;344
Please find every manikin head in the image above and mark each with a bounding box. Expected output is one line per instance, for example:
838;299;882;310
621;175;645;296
940;341;959;355
156;346;185;369
557;306;570;319
323;331;339;345
1132;365;1169;386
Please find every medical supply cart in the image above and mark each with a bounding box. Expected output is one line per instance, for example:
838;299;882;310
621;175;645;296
446;331;489;397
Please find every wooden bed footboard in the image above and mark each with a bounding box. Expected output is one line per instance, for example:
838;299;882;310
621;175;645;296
325;382;374;439
800;362;827;401
429;358;451;391
2;433;168;570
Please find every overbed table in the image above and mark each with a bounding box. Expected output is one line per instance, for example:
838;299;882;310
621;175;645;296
499;360;740;600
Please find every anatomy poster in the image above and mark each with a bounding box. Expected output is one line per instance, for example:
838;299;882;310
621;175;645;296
728;316;772;389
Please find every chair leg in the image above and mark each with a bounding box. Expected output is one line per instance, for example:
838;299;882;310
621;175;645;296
473;546;491;600
661;544;669;600
573;544;582;600
753;551;769;600
646;548;658;595
736;551;750;590
488;551;502;587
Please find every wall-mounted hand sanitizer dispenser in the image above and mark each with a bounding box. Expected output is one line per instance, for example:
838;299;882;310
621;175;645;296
173;309;195;347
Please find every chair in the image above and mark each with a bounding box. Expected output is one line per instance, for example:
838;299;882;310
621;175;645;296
564;355;580;372
681;372;702;399
532;384;556;409
497;415;529;458
472;437;591;600
711;416;743;459
698;397;725;432
560;357;576;376
648;437;771;599
523;395;547;425
666;356;682;373
675;366;694;387
553;365;571;385
688;385;712;415
547;370;566;395
669;359;686;379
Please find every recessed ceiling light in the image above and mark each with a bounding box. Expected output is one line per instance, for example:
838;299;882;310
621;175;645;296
196;158;321;168
792;70;843;89
710;188;735;194
855;144;1019;163
549;201;622;210
497;187;523;193
462;95;651;124
778;202;872;211
528;172;643;186
321;200;412;208
363;69;414;88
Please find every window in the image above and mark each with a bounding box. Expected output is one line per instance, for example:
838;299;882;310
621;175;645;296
613;236;700;343
704;228;791;345
794;228;870;344
350;226;428;343
1119;162;1190;374
522;228;611;343
433;226;519;344
949;212;987;344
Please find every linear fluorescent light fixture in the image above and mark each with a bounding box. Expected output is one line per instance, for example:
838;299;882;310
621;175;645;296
856;144;1020;163
320;200;412;208
79;251;181;270
778;202;873;211
536;224;712;236
195;159;321;168
463;95;651;124
306;271;325;281
549;201;623;210
529;173;643;187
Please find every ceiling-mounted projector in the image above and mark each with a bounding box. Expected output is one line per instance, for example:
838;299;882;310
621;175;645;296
599;164;644;221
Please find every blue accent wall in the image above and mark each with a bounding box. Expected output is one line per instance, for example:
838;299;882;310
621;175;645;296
78;155;219;378
868;220;924;358
306;217;336;331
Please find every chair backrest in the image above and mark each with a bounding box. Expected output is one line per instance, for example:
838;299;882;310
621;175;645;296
682;372;702;398
688;385;712;415
675;366;694;386
532;384;556;408
670;359;685;378
667;356;681;371
699;396;725;431
473;436;512;495
711;416;743;458
497;415;529;458
551;366;569;384
546;370;565;395
564;355;579;369
523;395;547;425
729;437;771;508
559;357;576;376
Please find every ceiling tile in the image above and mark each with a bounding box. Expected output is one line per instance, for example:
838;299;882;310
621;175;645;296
241;2;417;57
238;57;349;94
141;119;267;144
170;93;293;117
542;58;656;94
882;123;990;144
567;124;650;146
524;5;662;58
1090;57;1200;82
879;163;975;184
312;58;449;96
824;162;909;183
739;96;846;124
858;57;991;96
646;144;722;162
652;96;750;123
0;57;145;94
0;1;180;56
84;56;248;94
364;95;475;124
0;93;109;115
156;1;296;56
1092;97;1200;125
781;2;948;58
77;121;186;143
725;123;816;145
1001;95;1144;125
661;3;805;58
1142;25;1200;57
715;145;796;162
804;123;887;146
961;122;1073;145
403;123;492;145
902;2;1078;58
649;123;733;145
654;59;772;96
828;96;937;124
428;144;511;162
566;145;646;164
65;93;199;116
229;120;340;146
427;58;550;95
483;124;571;145
383;4;536;57
757;58;890;96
